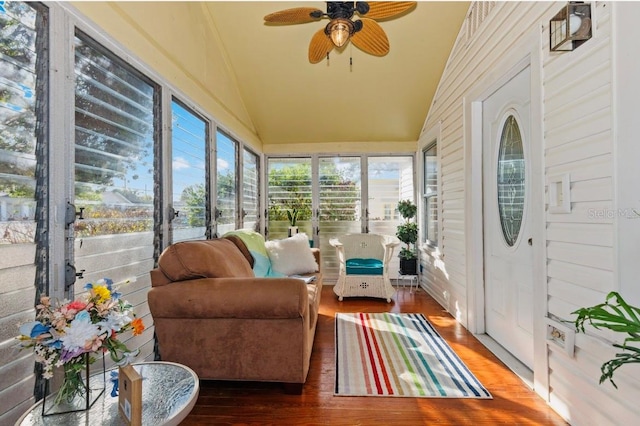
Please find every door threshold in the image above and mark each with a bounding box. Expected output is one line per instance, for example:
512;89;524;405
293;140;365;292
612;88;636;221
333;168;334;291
474;333;534;390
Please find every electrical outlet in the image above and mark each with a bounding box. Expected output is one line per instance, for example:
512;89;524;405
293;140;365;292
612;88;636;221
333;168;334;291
546;318;575;357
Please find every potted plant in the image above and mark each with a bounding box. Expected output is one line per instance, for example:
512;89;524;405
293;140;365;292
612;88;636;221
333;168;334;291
287;208;299;237
396;199;418;275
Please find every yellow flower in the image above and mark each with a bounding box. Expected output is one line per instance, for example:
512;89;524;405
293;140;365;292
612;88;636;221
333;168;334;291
93;285;111;303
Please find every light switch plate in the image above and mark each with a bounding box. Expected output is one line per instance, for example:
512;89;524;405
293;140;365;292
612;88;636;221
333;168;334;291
548;173;571;213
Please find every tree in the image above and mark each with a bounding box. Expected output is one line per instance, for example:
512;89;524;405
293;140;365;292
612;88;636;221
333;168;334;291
0;2;38;195
396;199;418;260
1;3;154;203
268;163;312;222
216;170;235;225
318;161;359;221
73;35;154;191
267;162;359;222
181;183;205;227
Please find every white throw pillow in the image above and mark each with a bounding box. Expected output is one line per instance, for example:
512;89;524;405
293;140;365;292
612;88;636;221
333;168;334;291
265;233;318;276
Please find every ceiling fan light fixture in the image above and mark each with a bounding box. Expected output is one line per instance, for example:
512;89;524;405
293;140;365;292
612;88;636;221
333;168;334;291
326;18;354;47
264;2;418;63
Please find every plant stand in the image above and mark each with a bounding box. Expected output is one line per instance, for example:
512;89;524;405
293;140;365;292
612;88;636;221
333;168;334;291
396;273;419;293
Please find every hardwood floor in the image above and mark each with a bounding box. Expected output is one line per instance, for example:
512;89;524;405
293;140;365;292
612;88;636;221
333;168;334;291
181;286;567;425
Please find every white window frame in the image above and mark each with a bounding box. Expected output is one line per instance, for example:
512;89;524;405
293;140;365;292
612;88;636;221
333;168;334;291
419;124;441;252
168;96;211;243
241;145;260;231
48;2;260;283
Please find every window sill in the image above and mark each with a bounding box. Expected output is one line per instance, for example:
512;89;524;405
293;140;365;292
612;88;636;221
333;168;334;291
420;243;441;258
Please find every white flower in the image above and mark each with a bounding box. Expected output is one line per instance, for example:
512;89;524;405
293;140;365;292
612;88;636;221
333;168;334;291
115;349;140;366
99;310;132;337
58;311;99;352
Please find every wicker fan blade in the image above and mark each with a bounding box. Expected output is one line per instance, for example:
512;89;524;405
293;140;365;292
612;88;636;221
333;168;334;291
363;2;417;20
309;28;334;64
264;7;322;24
350;18;389;56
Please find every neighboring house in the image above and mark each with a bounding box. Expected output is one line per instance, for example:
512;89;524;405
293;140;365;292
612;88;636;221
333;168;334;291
1;2;639;425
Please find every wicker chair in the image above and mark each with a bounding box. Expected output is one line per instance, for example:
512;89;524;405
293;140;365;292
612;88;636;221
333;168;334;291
329;233;399;302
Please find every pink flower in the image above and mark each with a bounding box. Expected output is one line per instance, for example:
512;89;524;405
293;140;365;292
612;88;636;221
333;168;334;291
37;296;51;309
67;300;87;312
85;335;106;352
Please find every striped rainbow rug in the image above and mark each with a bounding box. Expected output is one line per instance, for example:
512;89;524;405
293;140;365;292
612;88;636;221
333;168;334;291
335;312;492;398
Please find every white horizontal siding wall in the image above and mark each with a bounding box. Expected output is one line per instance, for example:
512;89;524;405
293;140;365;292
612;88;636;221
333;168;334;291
73;232;156;372
421;1;639;424
0;235;156;426
0;245;37;425
420;0;550;327
542;3;640;424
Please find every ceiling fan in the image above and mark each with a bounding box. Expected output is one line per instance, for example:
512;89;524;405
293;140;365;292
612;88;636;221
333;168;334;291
264;2;417;64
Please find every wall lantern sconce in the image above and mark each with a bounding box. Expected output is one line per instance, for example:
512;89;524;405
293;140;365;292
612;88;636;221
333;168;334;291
550;2;592;52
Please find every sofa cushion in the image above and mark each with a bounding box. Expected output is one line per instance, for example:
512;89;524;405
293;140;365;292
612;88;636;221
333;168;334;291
346;258;384;275
265;233;318;275
158;239;254;281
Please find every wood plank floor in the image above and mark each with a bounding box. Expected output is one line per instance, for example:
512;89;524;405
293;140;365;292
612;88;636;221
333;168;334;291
181;286;568;425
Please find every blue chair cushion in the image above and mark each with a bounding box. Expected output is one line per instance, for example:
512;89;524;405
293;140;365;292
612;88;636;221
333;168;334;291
346;258;384;275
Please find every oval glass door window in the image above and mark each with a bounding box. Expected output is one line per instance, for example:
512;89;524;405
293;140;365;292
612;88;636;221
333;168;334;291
497;115;525;247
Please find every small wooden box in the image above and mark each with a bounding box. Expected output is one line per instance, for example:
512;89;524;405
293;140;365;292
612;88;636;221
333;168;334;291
118;365;142;426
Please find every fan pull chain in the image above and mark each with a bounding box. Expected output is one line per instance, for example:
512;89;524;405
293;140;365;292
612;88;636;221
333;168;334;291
326;52;330;66
349;43;353;72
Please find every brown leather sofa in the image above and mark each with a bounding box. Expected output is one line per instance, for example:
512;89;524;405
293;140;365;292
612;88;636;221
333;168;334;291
148;237;322;394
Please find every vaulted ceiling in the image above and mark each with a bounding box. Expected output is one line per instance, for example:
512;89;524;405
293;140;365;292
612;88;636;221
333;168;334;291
206;2;470;146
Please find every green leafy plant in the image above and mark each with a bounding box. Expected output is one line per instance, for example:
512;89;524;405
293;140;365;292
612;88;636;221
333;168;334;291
396;200;418;261
286;208;299;227
396;223;418;259
397;199;417;219
573;291;640;388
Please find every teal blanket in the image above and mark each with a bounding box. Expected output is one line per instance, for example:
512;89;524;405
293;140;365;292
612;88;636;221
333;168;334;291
223;230;283;278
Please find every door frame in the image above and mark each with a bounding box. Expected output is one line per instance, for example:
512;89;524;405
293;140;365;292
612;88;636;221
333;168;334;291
463;31;548;398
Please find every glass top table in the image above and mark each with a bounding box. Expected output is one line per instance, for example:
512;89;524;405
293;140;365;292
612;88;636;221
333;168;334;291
16;361;199;426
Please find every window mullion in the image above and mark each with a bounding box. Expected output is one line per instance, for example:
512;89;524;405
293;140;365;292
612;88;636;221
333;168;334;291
48;6;75;300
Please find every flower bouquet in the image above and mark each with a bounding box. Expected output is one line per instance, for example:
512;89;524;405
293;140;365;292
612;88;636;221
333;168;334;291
16;278;145;413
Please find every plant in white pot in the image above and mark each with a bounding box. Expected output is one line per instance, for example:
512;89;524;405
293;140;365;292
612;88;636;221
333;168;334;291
287;208;299;237
396;199;418;275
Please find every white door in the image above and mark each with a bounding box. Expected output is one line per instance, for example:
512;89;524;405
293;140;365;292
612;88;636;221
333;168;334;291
482;66;534;369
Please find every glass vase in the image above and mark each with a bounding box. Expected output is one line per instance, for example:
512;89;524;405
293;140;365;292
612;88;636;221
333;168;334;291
42;353;105;416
